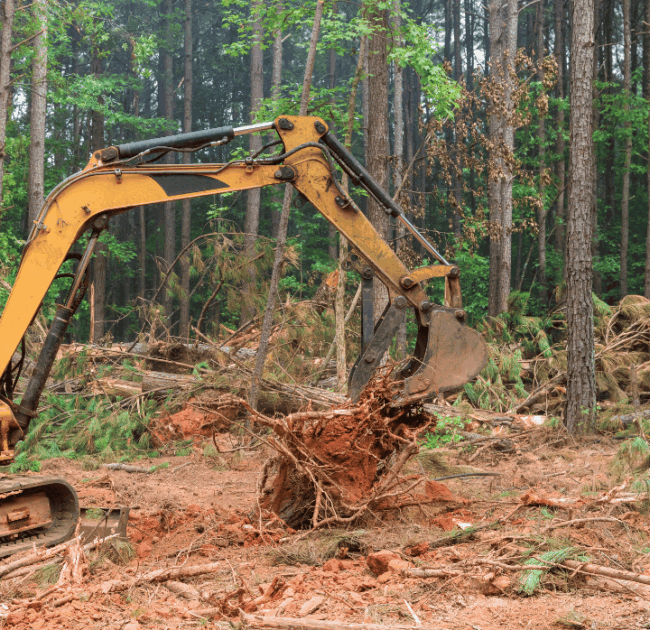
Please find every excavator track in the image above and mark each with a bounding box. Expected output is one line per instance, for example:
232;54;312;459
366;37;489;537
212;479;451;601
0;476;79;558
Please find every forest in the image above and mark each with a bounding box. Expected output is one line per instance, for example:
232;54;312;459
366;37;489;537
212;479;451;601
1;0;650;627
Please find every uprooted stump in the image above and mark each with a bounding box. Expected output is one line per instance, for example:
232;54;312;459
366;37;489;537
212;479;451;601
222;373;458;530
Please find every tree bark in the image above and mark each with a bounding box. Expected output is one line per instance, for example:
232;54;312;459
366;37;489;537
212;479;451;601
565;0;596;433
645;0;650;297
270;1;283;239
452;0;462;239
554;0;566;259
90;46;106;343
248;0;324;410
621;0;632;298
537;0;547;306
367;6;390;323
241;0;264;324
0;0;14;215
162;0;176;326
392;2;407;360
179;0;193;339
27;0;48;229
487;0;518;316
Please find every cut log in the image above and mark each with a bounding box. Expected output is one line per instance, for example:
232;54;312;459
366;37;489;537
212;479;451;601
141;371;198;393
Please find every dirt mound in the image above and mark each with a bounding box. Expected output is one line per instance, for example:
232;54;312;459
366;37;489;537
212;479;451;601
149;392;241;444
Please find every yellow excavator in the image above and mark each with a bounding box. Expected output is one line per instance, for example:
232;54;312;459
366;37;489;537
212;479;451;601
0;116;487;555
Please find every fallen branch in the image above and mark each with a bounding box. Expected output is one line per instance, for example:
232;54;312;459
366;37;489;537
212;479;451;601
101;463;153;473
404;568;463;578
1;533;120;580
542;517;625;532
562;559;650;587
106;560;223;592
240;611;439;630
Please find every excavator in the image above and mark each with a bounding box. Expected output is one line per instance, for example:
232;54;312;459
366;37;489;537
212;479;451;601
0;115;487;557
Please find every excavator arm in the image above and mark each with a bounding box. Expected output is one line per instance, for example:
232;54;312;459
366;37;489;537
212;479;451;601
0;115;487;451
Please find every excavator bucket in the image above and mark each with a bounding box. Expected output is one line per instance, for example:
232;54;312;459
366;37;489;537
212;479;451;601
393;308;488;406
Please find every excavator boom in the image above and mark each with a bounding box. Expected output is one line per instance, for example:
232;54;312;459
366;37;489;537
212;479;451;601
0;116;487;553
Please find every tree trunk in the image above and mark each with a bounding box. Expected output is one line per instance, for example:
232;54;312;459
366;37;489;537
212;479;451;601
179;0;193;340
537;0;547;306
367;6;390;323
452;0;462;239
393;1;407;360
241;0;264;324
162;0;176;327
465;0;474;91
565;0;596;433
248;0;324;410
621;0;632;298
0;0;14;214
270;2;283;239
90;47;106;344
645;0;650;297
328;34;338;261
554;0;566;259
27;0;48;229
487;0;518;316
591;0;602;295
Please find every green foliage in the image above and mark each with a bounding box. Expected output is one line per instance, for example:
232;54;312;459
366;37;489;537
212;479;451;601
517;547;585;595
422;414;467;449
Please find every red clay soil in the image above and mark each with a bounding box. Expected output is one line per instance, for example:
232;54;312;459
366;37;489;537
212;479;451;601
2;428;650;630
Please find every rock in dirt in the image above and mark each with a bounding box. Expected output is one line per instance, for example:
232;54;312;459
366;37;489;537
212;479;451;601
366;550;401;576
298;595;325;616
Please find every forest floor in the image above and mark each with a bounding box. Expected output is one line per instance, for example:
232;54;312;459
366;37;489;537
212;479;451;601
1;422;649;630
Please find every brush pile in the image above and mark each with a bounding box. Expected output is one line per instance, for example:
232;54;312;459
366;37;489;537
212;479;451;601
458;294;650;416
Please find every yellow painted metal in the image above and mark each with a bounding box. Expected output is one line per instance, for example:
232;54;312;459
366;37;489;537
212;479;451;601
402;265;455;286
0;115;438;383
0;400;19;462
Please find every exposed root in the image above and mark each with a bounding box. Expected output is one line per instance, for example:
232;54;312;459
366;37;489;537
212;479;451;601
216;370;456;530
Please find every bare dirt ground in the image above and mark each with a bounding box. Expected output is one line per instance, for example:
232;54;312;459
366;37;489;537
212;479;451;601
1;426;650;630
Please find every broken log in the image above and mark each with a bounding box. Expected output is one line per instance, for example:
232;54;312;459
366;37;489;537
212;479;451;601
141;371;197;393
561;559;650;587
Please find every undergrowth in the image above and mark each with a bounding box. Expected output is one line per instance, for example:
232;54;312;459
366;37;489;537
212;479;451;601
8;390;163;472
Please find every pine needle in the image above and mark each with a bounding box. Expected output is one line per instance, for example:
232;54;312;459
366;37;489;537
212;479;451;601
517;547;582;596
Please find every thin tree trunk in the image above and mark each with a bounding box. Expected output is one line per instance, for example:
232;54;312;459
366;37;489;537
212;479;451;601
27;0;48;229
554;0;566;258
241;0;264;324
487;0;518;316
393;2;407;360
452;0;462;238
367;6;390;323
621;0;632;298
565;0;596;433
537;0;547;306
0;0;14;214
645;0;650;296
270;2;283;239
162;0;175;327
249;0;325;410
179;0;193;339
465;0;474;91
90;46;106;343
328;25;337;261
139;207;146;316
